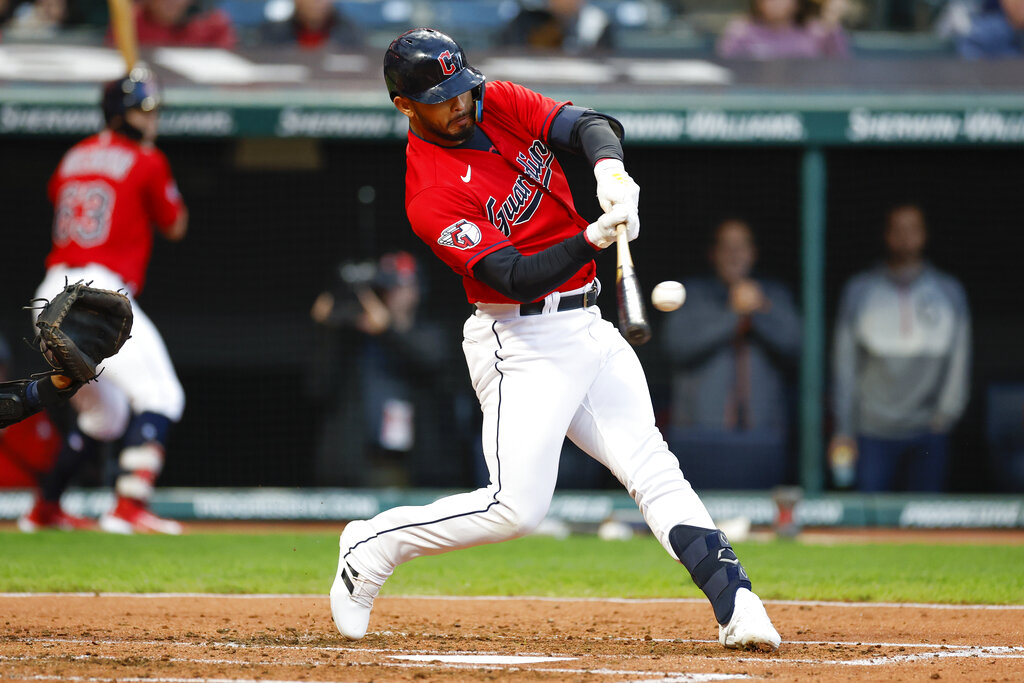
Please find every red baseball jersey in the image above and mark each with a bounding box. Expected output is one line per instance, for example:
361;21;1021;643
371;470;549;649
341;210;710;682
405;80;594;304
0;413;60;488
46;130;184;295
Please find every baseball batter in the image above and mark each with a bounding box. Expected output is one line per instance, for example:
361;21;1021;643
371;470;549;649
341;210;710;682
331;28;781;651
20;67;187;535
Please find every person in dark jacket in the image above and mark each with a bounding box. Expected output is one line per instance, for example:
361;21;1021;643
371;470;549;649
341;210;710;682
662;218;802;489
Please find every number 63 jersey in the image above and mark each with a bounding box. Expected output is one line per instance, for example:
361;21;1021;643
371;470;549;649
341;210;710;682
46;129;185;296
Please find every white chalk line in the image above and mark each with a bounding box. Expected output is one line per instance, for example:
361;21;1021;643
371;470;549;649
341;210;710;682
4;634;1021;683
11;634;1023;654
0;678;309;683
1;645;751;683
1;653;752;683
5;635;1023;666
6;642;1021;683
12;671;743;683
1;592;1021;610
4;637;579;658
735;646;1024;666
9;635;1024;653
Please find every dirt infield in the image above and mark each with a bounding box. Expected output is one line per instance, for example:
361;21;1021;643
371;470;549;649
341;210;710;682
2;593;1022;682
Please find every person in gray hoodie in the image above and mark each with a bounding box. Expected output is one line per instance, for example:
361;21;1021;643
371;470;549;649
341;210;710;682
829;203;971;492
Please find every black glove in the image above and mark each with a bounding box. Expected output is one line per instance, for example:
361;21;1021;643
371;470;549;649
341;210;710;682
33;280;134;382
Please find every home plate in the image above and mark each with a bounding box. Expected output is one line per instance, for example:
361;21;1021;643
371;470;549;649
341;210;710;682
391;654;575;664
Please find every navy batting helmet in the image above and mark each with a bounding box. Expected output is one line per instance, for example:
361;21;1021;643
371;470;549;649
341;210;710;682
102;66;161;125
384;28;485;104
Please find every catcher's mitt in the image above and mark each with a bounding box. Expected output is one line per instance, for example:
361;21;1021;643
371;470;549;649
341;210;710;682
33;281;133;383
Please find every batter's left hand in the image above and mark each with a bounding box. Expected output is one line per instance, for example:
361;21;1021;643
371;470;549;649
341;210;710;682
621;206;640;242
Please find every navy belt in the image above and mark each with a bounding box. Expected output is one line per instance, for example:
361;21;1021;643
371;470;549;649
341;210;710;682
519;283;598;316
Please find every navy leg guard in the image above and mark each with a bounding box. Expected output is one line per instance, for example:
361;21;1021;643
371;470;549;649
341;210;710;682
123;412;171;448
669;524;752;625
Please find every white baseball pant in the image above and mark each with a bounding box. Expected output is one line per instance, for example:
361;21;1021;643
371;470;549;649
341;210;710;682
34;264;185;440
346;283;715;584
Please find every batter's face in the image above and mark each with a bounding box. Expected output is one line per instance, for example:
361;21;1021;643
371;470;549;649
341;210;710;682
394;90;476;146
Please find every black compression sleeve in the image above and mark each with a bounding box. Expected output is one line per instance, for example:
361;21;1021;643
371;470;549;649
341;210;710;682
548;106;624;165
474;233;597;303
575;115;624;166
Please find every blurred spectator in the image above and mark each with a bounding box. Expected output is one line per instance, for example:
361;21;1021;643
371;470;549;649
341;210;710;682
259;0;362;48
0;0;12;28
112;0;236;48
0;334;62;489
496;0;614;52
985;383;1024;491
953;0;1024;57
829;203;971;492
661;218;802;489
4;0;66;39
717;0;850;59
308;252;462;488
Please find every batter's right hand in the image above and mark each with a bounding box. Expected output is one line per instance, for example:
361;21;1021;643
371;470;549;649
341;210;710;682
585;205;632;250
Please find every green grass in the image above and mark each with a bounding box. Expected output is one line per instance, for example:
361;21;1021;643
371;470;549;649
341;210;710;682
2;531;1022;605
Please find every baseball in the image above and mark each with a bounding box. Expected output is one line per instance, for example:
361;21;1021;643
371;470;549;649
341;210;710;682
651;280;686;312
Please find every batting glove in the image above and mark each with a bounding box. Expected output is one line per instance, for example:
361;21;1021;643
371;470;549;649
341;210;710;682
585;204;633;250
594;159;640;214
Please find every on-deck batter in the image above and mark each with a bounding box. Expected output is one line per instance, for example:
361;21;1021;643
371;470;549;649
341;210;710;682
330;28;781;651
19;67;187;535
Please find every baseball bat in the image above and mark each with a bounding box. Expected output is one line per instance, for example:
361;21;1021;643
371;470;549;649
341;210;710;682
107;0;138;70
615;224;652;346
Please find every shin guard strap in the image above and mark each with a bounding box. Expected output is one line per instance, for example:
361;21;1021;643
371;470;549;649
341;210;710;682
670;524;752;625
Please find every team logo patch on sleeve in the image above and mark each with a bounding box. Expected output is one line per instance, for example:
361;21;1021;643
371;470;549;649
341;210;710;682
438;220;482;250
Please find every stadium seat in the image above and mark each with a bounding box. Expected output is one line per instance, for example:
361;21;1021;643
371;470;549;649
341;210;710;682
336;0;415;28
428;0;519;29
219;0;274;27
591;0;667;28
986;383;1024;492
849;30;956;57
668;427;790;491
426;0;520;48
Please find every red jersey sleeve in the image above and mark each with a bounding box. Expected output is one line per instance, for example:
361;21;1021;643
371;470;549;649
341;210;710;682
486;81;567;145
408;187;511;277
141;149;184;235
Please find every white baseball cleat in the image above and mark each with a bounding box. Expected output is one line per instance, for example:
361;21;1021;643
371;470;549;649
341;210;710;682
330;520;382;640
719;588;781;651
